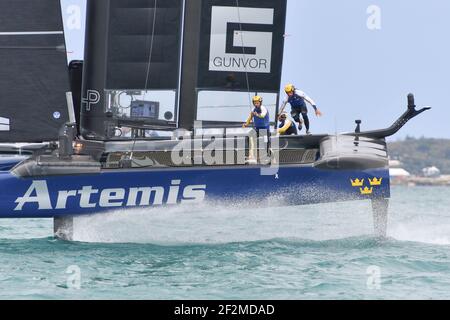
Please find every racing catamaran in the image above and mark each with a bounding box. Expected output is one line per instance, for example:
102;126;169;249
0;0;430;241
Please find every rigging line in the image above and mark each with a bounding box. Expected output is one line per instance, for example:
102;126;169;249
199;104;277;109
144;0;158;92
235;0;253;111
131;0;158;165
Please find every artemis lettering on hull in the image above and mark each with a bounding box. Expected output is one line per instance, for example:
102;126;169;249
14;180;207;211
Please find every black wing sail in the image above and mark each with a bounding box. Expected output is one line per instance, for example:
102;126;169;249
180;0;288;129
80;0;286;139
0;0;70;143
81;0;184;140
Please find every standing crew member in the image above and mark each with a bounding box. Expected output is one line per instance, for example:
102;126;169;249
243;96;270;135
243;96;271;162
279;84;322;135
277;112;298;136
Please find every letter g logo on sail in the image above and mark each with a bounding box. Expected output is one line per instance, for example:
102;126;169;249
209;6;274;73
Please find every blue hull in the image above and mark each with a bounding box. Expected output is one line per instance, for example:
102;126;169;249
0;156;27;171
0;166;390;218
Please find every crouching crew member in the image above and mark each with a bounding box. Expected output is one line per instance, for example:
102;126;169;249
277;112;298;136
279;84;322;135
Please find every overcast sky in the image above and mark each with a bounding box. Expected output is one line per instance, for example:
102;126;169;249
61;0;449;140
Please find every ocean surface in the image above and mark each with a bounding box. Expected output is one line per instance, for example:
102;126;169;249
0;186;450;300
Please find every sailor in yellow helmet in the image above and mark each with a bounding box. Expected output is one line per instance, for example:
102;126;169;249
279;84;322;135
243;96;270;135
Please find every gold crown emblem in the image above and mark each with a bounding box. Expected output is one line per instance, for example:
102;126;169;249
351;179;364;187
360;187;374;195
369;178;383;186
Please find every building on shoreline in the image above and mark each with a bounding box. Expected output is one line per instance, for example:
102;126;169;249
389;160;450;186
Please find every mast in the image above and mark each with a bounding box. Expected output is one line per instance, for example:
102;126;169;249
178;0;203;130
80;0;111;140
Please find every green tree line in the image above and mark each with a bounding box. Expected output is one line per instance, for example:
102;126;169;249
388;137;450;175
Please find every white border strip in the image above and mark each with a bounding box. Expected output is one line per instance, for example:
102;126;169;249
0;117;9;125
0;117;10;132
0;31;63;36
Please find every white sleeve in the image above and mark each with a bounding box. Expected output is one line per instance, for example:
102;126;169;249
295;90;317;106
260;106;268;118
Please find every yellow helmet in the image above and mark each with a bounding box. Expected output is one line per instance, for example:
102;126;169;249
252;95;263;104
285;84;295;94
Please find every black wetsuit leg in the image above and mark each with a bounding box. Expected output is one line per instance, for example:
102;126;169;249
302;113;310;131
301;106;310;131
291;109;303;131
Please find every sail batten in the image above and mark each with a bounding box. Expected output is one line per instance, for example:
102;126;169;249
0;31;63;35
0;34;66;50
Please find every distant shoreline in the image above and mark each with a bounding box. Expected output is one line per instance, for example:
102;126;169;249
391;175;450;187
388;137;450;175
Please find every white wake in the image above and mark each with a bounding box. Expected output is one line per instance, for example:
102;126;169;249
71;200;375;244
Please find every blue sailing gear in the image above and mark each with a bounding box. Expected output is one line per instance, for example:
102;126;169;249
291;109;310;132
288;93;307;110
253;107;270;130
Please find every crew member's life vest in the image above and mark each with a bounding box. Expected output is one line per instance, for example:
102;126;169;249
279;119;298;135
253;107;270;129
288;94;307;109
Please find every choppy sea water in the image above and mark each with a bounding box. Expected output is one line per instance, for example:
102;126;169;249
0;186;450;300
